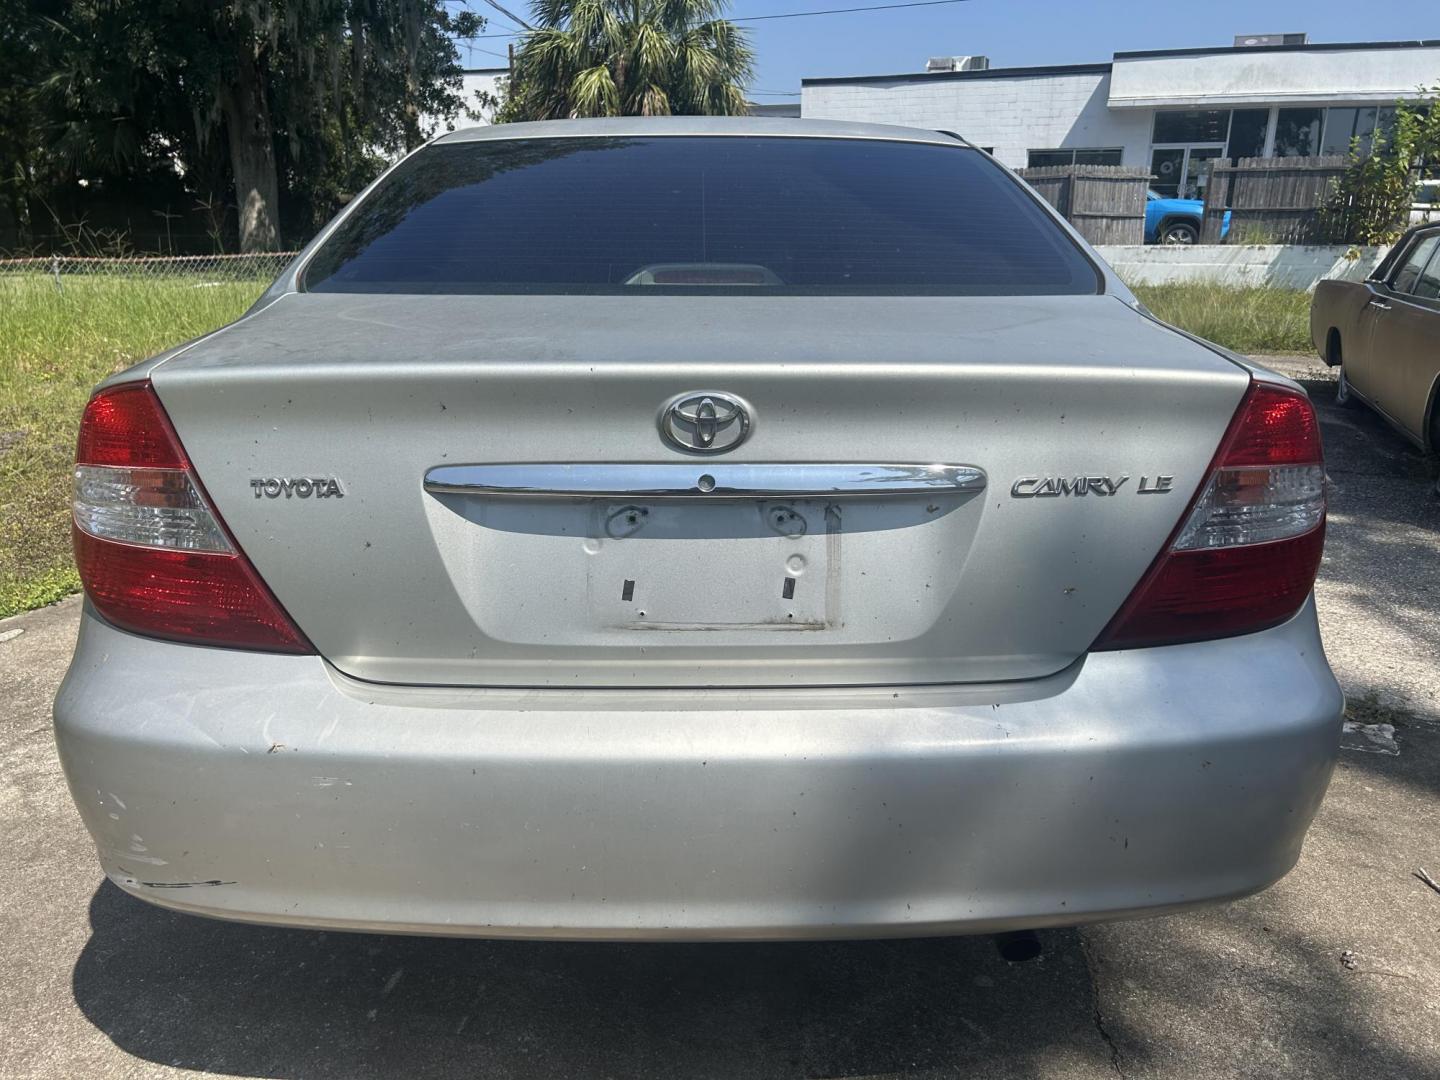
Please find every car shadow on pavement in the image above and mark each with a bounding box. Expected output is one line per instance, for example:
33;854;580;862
72;871;1440;1080
72;884;1121;1079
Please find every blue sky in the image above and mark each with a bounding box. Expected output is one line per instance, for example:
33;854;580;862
459;0;1440;99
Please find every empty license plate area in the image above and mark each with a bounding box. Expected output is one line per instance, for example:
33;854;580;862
426;488;974;653
589;499;835;631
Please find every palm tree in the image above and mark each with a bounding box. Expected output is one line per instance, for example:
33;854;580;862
500;0;754;120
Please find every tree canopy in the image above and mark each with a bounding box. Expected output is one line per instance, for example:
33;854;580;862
500;0;753;121
0;0;486;252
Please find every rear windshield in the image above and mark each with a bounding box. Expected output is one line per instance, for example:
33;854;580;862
304;136;1100;296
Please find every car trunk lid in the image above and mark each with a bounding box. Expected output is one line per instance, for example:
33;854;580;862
152;291;1248;688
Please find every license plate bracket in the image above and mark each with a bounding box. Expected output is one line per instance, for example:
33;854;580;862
586;499;836;631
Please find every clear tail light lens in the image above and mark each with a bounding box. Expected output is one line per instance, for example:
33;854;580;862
74;466;232;551
1172;464;1325;550
72;382;313;653
1095;381;1325;650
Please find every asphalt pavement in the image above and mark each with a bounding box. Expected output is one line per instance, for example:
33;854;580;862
2;355;1437;1079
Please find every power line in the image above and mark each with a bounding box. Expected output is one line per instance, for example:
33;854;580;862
463;0;974;38
464;43;513;60
478;0;534;31
738;0;972;23
446;0;517;54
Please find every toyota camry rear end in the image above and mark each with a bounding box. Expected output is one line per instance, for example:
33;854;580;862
53;118;1341;939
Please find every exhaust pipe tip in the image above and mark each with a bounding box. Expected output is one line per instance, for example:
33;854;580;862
994;930;1043;963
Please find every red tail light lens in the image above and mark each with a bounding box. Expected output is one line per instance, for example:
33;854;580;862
73;382;313;653
1095;381;1325;650
74;383;190;468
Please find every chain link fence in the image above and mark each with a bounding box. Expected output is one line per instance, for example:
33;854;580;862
0;252;299;292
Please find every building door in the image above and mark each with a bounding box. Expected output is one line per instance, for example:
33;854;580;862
1150;145;1225;199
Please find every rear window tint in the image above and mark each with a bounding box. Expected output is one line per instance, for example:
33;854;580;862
304;136;1099;296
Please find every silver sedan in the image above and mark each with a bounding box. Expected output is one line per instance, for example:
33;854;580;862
55;118;1340;940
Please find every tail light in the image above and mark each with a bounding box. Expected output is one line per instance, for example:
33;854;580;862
72;382;313;653
1094;380;1325;650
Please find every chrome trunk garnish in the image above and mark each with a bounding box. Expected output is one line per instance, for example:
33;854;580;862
423;463;986;499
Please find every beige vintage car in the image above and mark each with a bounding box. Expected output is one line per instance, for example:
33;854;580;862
1311;223;1440;456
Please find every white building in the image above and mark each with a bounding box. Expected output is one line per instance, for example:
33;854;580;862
423;66;507;134
458;67;507;120
802;36;1440;199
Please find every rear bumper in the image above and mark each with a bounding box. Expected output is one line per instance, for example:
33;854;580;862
54;599;1342;940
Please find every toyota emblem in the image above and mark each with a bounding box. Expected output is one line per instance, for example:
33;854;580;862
658;392;752;455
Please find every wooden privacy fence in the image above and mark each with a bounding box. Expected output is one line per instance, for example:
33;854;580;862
1018;165;1150;245
1201;156;1349;244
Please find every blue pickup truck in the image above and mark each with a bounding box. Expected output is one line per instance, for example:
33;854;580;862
1145;191;1230;244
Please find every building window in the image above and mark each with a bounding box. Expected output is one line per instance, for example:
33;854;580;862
1026;148;1122;168
1274;108;1324;157
1226;109;1269;160
1153;110;1230;144
1321;106;1397;157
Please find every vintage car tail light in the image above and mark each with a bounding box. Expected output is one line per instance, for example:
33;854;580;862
72;382;313;653
1095;380;1326;650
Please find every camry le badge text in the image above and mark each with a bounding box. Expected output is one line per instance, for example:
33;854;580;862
1011;475;1174;498
250;477;345;499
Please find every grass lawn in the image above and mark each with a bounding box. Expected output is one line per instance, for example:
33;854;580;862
0;276;1315;619
1130;282;1313;355
0;274;266;618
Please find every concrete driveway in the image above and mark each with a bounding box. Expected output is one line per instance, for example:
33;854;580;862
3;356;1438;1079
